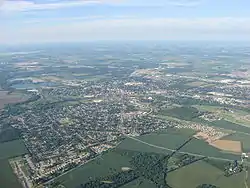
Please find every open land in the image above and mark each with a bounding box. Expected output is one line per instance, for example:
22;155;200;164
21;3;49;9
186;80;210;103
210;140;242;153
223;133;250;153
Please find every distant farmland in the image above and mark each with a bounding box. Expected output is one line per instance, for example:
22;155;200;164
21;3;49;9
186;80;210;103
0;91;27;109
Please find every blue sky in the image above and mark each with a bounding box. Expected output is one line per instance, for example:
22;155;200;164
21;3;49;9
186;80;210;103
1;0;250;44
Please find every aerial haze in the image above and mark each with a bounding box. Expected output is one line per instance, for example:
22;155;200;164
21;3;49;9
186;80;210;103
1;0;250;44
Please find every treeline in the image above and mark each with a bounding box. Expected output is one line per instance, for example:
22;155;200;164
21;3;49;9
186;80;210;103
161;106;203;121
196;184;219;188
78;170;139;188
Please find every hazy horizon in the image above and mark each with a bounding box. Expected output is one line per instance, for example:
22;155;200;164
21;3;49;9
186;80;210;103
1;0;250;44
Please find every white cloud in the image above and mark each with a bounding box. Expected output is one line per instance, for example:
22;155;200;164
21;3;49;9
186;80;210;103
167;0;204;7
0;0;204;12
0;0;119;11
2;17;250;44
23;16;105;24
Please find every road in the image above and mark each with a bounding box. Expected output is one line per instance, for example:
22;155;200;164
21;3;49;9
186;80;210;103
125;135;239;162
245;168;249;188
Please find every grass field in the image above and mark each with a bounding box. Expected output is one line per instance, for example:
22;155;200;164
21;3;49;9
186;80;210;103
56;151;133;188
0;159;22;188
0;139;28;188
118;133;239;160
0;139;28;160
209;120;250;134
167;160;247;188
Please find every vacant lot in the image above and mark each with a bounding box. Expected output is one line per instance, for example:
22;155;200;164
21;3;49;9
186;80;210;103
210;140;242;153
56;151;132;188
0;91;26;109
0;139;28;160
167;160;247;188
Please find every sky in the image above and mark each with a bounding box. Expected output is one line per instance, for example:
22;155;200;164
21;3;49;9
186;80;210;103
1;0;250;44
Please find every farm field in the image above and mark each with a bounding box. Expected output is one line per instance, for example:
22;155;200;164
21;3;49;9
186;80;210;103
0;91;26;109
0;139;28;188
210;140;242;153
56;151;133;188
0;159;22;188
0;139;28;160
118;133;240;160
155;127;197;137
209;120;250;134
223;133;250;152
166;160;248;188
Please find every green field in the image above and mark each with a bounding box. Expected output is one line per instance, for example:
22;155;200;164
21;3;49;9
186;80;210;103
0;139;28;188
156;127;197;137
56;151;133;188
209;120;250;134
118;133;240;160
194;105;250;127
160;106;201;121
0;139;28;160
0;159;22;188
223;133;250;152
167;160;247;188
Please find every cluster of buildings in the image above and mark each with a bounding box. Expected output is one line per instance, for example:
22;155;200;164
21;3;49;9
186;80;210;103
176;122;228;143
